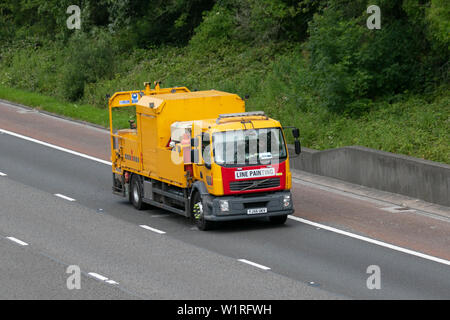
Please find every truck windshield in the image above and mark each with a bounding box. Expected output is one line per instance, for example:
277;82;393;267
212;128;287;166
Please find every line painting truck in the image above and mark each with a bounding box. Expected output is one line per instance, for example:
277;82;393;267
108;82;301;230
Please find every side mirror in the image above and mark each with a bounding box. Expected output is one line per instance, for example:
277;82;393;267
202;132;210;144
292;128;300;139
295;140;301;155
191;149;200;164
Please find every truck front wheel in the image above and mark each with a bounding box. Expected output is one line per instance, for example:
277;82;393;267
191;192;215;231
130;174;146;210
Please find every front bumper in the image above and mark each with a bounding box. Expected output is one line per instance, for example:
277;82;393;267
201;191;294;222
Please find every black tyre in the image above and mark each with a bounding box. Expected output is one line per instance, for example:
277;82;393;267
269;214;288;225
130;175;146;210
191;192;215;231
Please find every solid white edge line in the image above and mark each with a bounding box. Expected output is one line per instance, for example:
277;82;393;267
54;193;76;202
6;237;29;246
288;216;450;266
139;225;166;234
238;259;271;271
2;127;449;267
0;172;7;176
0;129;111;166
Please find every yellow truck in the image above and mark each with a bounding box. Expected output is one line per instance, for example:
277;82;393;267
108;82;301;230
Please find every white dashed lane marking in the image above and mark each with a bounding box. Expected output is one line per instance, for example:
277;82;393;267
88;273;119;285
238;259;271;271
54;194;76;202
139;225;166;234
6;237;29;246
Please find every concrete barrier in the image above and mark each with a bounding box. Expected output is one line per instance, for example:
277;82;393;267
288;145;450;207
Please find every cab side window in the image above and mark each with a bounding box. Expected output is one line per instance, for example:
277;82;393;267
202;133;211;167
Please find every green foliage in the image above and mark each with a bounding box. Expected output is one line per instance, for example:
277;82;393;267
236;0;322;43
105;0;216;47
0;0;80;41
0;39;64;96
190;0;322;49
61;30;117;101
306;0;446;114
190;5;236;47
426;0;450;49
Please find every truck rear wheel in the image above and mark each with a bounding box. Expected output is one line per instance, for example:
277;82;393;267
130;174;146;210
269;215;288;225
191;192;214;231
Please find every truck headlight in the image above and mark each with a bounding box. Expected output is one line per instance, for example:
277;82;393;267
283;195;291;208
219;200;230;212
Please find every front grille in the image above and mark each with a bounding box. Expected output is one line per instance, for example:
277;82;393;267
229;178;280;191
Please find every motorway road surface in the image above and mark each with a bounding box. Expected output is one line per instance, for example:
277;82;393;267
0;100;449;299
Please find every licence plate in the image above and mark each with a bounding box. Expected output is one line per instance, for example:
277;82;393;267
247;208;267;215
